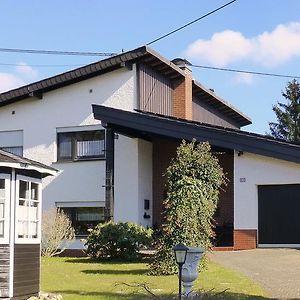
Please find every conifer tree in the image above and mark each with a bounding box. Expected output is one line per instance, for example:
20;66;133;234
269;79;300;143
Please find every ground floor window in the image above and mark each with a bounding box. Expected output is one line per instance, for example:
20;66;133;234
60;207;105;236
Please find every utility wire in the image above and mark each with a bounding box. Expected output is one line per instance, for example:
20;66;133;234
146;0;237;45
0;47;116;57
190;64;300;79
1;61;300;80
0;62;85;68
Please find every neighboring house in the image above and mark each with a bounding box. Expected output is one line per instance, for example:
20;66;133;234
0;46;300;250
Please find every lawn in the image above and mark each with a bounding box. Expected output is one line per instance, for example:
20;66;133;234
41;257;270;300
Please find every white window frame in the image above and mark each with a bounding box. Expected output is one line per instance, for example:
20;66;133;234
15;175;42;244
0;174;10;244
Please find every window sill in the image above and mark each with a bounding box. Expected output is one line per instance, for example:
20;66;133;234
54;157;106;164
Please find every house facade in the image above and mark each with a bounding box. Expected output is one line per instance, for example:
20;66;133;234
0;46;300;250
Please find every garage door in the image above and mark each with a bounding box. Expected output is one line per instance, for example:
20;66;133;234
258;184;300;246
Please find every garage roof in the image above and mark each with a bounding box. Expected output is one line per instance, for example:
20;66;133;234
92;104;300;164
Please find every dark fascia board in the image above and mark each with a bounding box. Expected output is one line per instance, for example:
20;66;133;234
192;80;252;127
92;104;300;164
0;46;185;107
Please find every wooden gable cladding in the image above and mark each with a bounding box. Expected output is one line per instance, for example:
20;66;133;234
138;63;174;116
192;96;240;129
0;245;10;298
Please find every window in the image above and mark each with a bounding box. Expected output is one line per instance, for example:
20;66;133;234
16;177;41;242
57;130;105;161
0;146;23;156
0;130;23;157
60;207;105;236
0;175;9;243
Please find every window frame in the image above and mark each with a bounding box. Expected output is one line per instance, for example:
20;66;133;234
0;174;10;244
15;175;42;244
59;206;105;237
57;130;105;162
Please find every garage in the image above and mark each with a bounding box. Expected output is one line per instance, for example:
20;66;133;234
258;184;300;246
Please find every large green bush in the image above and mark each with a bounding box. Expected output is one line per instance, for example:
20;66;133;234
85;221;152;261
149;140;225;275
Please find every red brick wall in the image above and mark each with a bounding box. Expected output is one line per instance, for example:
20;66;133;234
152;138;179;226
234;229;257;250
214;152;234;227
173;67;193;120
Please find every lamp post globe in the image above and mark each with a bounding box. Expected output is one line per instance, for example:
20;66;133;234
173;243;188;300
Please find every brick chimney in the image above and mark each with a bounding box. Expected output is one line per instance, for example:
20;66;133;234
172;58;193;120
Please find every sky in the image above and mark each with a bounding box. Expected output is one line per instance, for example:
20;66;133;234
1;0;300;134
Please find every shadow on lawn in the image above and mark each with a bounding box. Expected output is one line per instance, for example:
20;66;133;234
81;268;147;275
49;289;271;299
64;258;150;264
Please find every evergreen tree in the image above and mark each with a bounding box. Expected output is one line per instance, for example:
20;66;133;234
269;79;300;143
149;140;225;275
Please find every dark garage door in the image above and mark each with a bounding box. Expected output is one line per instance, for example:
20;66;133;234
258;184;300;245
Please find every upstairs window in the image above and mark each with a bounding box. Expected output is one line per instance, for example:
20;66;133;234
0;130;23;157
0;146;23;156
57;130;105;161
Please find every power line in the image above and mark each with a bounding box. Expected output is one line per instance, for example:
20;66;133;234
0;62;85;68
1;61;300;80
0;47;117;57
190;64;300;79
146;0;237;46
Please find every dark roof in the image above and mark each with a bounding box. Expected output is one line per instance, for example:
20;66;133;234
0;46;249;127
0;149;57;176
0;46;184;106
192;80;251;127
92;104;300;164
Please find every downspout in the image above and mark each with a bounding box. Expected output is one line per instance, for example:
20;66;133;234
105;127;115;221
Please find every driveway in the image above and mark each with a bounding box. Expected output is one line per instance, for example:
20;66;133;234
209;249;300;299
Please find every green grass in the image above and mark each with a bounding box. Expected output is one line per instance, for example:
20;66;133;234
41;257;270;300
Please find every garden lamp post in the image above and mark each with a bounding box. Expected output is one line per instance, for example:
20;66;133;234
173;243;189;300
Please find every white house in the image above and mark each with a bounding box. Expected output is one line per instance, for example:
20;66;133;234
0;46;300;251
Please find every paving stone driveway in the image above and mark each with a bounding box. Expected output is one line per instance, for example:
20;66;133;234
209;249;300;299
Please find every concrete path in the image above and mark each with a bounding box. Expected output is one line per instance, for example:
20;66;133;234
209;249;300;299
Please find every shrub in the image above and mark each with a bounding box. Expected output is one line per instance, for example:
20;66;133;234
85;221;153;260
41;208;75;257
149;140;225;275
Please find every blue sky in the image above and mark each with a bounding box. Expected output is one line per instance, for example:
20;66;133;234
1;0;300;133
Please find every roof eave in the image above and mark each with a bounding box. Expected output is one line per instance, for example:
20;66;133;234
92;105;300;165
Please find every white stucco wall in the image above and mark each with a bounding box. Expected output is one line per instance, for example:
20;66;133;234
114;137;153;227
234;151;300;230
0;66;137;213
114;135;139;222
